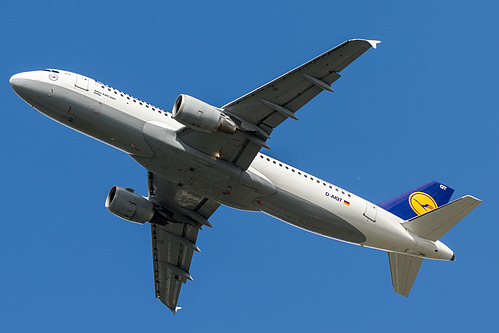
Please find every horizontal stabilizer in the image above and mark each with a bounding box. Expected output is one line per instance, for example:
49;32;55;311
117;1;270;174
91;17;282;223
402;195;481;241
388;252;423;297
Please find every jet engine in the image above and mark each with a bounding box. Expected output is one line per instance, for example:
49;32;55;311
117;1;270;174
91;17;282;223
105;186;167;225
172;94;237;133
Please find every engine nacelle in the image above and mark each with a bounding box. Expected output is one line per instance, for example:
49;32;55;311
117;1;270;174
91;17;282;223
105;186;163;225
172;94;237;133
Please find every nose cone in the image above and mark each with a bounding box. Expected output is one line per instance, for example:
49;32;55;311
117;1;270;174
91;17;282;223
10;71;45;104
10;72;37;101
10;73;26;95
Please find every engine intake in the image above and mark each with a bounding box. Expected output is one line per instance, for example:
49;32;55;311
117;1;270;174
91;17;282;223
105;186;167;225
172;94;237;133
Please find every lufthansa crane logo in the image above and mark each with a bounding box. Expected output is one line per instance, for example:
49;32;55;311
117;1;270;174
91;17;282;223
408;192;437;215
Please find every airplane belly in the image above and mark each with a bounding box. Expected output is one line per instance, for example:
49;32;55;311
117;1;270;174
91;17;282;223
257;188;366;243
135;121;277;211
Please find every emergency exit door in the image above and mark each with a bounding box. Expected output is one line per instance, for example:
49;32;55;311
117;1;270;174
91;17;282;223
364;202;377;222
75;74;89;91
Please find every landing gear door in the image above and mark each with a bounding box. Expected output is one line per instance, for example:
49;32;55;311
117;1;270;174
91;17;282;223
364;202;377;222
75;74;89;91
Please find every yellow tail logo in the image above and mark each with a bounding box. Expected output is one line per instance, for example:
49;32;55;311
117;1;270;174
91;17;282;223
408;192;437;215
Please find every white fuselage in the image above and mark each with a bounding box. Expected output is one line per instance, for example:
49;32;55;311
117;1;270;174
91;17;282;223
10;69;454;261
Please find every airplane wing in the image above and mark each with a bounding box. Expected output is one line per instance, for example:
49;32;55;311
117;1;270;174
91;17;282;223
147;171;220;314
177;39;379;170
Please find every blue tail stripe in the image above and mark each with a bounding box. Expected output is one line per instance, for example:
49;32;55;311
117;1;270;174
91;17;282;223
378;181;454;220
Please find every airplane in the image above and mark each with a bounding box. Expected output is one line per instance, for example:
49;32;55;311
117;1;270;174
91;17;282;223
9;39;481;314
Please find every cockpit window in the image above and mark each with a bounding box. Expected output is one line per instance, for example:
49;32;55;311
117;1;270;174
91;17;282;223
43;69;60;73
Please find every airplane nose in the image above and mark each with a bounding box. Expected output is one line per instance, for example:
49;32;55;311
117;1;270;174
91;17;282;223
9;72;43;103
9;73;25;95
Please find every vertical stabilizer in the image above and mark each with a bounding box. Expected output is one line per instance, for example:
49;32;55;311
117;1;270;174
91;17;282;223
378;181;454;220
388;252;423;297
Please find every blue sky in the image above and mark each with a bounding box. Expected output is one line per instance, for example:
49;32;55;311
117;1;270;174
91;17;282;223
1;0;497;331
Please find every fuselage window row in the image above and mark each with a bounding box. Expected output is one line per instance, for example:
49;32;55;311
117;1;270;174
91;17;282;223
97;82;167;115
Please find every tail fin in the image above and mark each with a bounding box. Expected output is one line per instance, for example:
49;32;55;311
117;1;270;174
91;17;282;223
388;195;481;297
378;181;454;220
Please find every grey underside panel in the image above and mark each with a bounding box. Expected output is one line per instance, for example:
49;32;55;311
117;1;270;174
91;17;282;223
148;171;220;313
177;129;262;170
259;188;366;243
388;252;423;297
178;39;374;170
